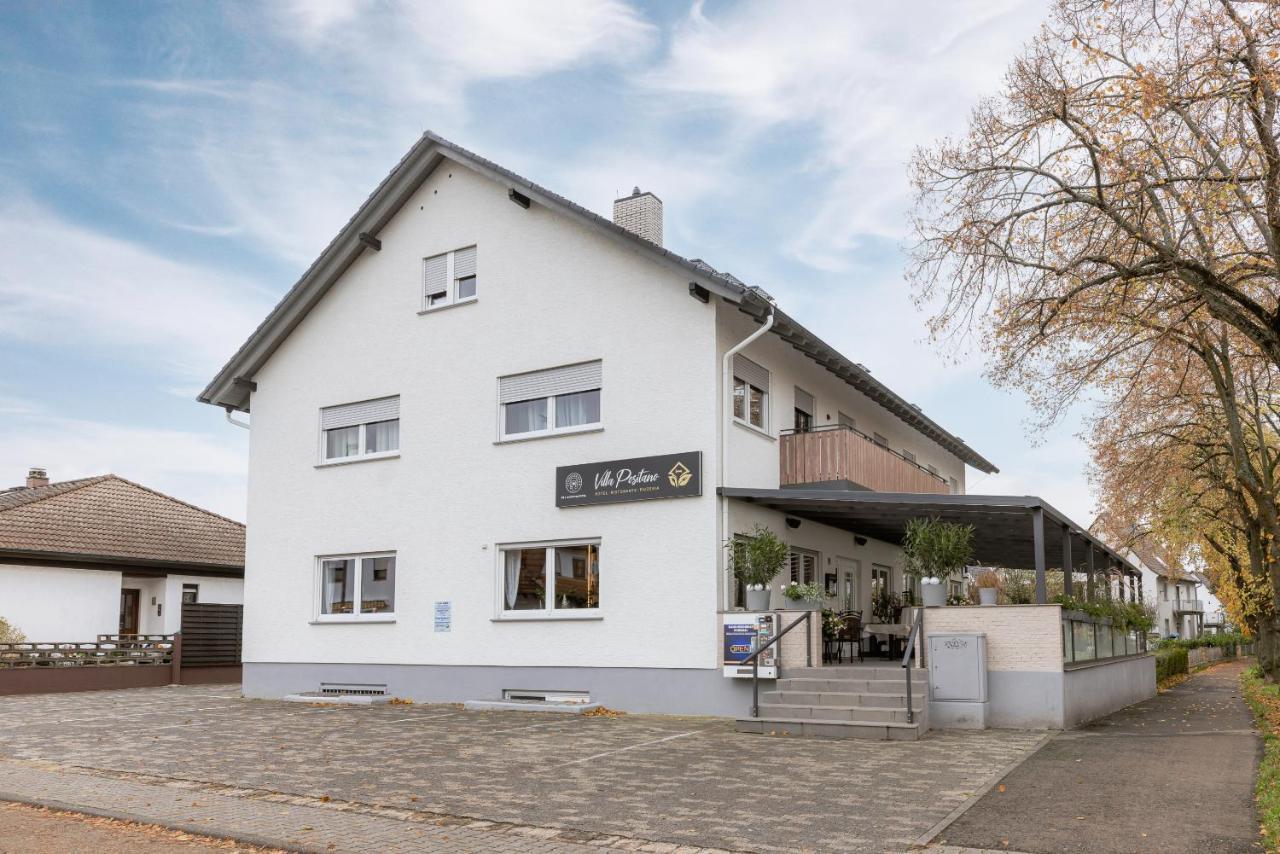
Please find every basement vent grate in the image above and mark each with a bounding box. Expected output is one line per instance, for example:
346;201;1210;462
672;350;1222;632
320;682;388;697
502;689;591;704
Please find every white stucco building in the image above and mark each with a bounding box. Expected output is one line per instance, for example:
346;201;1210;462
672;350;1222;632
0;469;244;641
1119;544;1209;639
200;133;1147;726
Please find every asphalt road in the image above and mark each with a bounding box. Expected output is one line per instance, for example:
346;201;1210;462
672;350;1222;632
938;658;1263;853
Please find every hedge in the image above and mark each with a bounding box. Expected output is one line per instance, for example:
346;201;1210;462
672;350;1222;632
1156;646;1189;682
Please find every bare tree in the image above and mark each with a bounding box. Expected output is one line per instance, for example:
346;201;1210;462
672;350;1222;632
911;0;1280;374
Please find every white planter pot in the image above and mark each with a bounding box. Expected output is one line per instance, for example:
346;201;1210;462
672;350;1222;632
978;588;998;606
922;584;947;607
745;588;771;611
785;598;818;610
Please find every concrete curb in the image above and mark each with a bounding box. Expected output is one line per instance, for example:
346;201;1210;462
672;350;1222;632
911;730;1055;850
0;790;310;853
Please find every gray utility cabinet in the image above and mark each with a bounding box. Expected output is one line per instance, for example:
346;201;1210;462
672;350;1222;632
929;633;988;702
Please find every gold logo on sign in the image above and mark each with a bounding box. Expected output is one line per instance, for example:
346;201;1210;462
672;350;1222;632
668;461;692;488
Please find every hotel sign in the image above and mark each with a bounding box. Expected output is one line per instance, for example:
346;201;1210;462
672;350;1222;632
556;451;702;508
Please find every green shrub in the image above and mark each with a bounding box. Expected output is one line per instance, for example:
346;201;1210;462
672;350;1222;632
1156;646;1189;681
1241;669;1280;850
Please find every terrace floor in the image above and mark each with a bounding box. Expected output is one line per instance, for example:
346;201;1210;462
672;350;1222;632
0;684;1045;853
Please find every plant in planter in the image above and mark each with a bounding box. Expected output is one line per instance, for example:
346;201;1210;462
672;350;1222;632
782;581;825;609
901;516;975;607
871;587;903;623
971;568;1002;605
726;525;789;611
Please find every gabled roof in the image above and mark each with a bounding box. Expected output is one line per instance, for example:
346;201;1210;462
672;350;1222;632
0;475;244;572
199;131;997;473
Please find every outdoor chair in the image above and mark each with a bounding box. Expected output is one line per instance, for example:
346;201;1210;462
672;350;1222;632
836;611;863;663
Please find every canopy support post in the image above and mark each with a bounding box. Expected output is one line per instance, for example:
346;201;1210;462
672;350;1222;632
1033;507;1047;604
1062;526;1073;598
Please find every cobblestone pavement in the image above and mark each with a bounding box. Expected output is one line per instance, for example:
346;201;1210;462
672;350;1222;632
0;685;1045;853
0;800;280;853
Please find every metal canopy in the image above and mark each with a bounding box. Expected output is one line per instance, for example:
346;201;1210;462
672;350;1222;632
720;488;1137;577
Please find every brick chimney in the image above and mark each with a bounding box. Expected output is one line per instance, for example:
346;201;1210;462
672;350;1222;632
25;467;48;488
612;187;662;246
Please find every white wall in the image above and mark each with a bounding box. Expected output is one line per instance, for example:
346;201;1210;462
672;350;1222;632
716;303;968;492
0;563;121;641
728;500;906;616
243;161;720;671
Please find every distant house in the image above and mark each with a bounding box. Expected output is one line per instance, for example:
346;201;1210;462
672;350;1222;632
0;468;244;641
1121;543;1206;639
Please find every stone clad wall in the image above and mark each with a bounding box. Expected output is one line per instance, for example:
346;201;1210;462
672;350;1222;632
922;605;1063;672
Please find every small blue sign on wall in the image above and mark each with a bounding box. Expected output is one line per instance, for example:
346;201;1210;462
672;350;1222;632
433;601;451;633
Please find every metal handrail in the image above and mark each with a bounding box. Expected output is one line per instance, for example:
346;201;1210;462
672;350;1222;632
901;608;924;724
742;610;813;717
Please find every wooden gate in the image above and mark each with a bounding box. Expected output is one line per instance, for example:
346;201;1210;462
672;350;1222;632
179;603;242;684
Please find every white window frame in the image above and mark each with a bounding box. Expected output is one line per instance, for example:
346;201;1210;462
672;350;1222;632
318;418;400;466
732;377;769;434
494;538;602;621
497;384;603;442
421;245;478;313
788;547;819;585
313;550;397;623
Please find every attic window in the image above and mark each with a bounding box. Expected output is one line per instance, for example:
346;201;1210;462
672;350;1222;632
422;245;477;311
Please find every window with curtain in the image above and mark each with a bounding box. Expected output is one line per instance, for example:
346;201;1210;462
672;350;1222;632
499;361;602;440
732;355;769;430
422;245;477;310
500;542;600;615
318;553;395;619
320;396;400;463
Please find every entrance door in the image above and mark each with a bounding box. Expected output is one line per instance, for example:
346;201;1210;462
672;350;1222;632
119;588;140;635
835;557;860;613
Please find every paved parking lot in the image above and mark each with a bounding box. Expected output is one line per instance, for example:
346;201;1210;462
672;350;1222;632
0;685;1045;852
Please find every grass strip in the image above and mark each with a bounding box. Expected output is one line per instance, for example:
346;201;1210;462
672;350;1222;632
1240;665;1280;852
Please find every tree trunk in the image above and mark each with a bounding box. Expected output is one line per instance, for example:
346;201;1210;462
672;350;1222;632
1257;615;1280;681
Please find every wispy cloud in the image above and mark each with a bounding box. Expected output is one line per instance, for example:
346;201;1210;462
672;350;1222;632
0;198;270;381
643;0;1045;271
0;411;248;520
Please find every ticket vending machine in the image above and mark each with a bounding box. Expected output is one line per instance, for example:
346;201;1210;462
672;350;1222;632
722;612;778;679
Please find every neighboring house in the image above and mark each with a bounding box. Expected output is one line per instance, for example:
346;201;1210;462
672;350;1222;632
1195;571;1232;634
199;132;1134;716
1121;543;1206;639
0;468;245;641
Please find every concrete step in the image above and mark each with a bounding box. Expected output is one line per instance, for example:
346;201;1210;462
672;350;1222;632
756;703;921;723
762;690;920;708
735;716;925;741
775;677;923;694
785;666;927;681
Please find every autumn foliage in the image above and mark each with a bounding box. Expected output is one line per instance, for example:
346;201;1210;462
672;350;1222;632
910;0;1280;673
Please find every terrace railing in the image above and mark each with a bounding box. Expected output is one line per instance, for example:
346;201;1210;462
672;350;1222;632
1061;612;1147;665
779;425;950;494
0;636;175;668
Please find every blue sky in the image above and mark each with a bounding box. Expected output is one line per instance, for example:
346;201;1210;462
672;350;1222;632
0;0;1096;523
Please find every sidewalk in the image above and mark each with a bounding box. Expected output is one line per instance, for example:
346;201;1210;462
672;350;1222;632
935;658;1263;853
0;757;714;854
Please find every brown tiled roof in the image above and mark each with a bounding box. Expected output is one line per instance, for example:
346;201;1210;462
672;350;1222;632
0;476;244;571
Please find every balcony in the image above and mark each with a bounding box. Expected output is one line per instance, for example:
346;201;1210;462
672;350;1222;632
1174;599;1204;614
779;425;951;494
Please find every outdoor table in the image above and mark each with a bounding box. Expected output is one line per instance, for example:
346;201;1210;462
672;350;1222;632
864;623;909;659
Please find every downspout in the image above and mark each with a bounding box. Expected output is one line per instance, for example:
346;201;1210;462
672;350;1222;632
720;298;775;609
224;407;250;430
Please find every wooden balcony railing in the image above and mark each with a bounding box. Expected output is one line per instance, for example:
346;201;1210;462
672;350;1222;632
779;425;950;494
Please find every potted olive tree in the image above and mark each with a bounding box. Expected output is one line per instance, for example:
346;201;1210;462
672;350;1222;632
902;517;975;607
726;524;789;611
